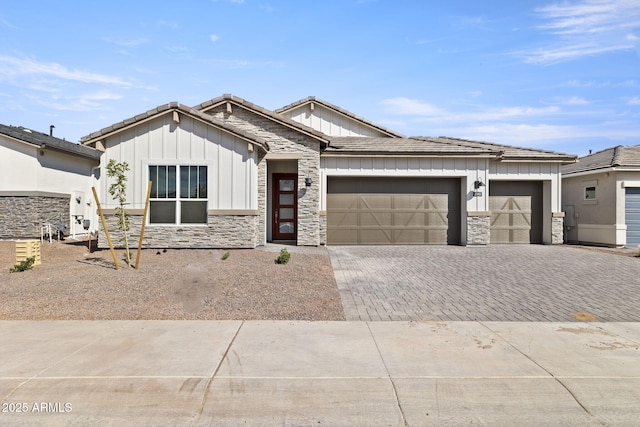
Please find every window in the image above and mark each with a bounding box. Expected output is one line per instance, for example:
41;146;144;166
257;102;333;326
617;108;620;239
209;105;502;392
585;186;596;200
149;165;207;224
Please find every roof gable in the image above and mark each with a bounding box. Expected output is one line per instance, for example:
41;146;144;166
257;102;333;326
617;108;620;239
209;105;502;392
193;94;330;145
0;123;101;160
276;96;404;138
80;102;269;152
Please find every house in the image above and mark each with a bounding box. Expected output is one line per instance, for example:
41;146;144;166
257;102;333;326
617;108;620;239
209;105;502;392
562;145;640;247
81;94;576;248
0;124;101;240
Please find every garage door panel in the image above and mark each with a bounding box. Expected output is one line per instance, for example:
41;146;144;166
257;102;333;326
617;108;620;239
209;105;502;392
625;188;640;247
327;189;452;244
489;196;532;244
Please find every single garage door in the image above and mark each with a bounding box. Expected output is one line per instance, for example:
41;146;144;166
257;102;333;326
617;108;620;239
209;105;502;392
327;177;461;245
489;181;543;244
625;188;640;247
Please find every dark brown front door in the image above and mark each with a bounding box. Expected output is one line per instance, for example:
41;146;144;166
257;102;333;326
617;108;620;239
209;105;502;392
273;173;297;240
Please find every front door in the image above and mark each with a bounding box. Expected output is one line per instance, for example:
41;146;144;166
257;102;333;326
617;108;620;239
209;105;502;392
273;173;297;240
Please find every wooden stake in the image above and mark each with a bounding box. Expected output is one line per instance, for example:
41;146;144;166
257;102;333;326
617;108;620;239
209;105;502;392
135;181;153;270
92;186;119;270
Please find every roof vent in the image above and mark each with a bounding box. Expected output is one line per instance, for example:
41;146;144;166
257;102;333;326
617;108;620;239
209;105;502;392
49;125;55;136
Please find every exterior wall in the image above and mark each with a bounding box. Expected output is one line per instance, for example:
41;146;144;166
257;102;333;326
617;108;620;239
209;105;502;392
205;106;322;246
0;134;98;238
281;104;390;137
0;194;69;239
99;211;258;249
562;171;619;245
99;114;258;211
97;113;261;249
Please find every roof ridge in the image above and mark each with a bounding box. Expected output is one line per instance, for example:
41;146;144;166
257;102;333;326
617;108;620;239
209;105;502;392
192;94;330;144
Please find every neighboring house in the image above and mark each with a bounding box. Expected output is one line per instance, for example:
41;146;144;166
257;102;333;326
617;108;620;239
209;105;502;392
0;124;101;240
81;94;576;249
562;145;640;247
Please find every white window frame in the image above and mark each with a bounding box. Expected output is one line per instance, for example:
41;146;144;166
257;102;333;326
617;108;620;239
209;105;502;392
149;165;208;225
584;186;597;201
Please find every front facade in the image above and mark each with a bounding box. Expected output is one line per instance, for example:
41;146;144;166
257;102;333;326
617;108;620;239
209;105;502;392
0;124;101;240
562;145;640;247
81;95;576;249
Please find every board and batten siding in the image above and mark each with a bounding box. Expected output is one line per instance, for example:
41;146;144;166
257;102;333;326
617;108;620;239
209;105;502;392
100;114;258;211
281;104;389;137
490;161;562;213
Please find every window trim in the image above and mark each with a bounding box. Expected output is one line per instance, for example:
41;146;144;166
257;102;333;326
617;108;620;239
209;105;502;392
148;164;208;226
584;185;596;201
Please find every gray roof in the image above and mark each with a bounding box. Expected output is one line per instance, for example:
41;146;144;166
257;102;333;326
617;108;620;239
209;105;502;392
80;102;270;152
562;145;640;174
193;94;330;145
0;123;101;160
276;96;405;138
326;136;577;161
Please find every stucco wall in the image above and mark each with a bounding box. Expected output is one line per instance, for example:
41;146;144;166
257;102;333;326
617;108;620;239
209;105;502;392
562;171;619;245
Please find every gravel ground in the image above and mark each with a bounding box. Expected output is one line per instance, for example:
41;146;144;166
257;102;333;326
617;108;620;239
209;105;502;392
0;240;345;321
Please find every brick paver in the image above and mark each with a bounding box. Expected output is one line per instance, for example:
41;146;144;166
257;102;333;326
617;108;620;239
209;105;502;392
328;245;640;321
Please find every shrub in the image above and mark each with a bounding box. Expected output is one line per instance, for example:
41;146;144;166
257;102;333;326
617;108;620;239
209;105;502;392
221;251;230;260
10;257;35;273
275;248;291;264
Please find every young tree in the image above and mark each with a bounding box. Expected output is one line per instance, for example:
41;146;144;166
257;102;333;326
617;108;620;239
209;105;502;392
106;159;132;266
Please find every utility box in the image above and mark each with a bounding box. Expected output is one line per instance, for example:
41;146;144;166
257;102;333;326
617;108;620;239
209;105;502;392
15;240;42;266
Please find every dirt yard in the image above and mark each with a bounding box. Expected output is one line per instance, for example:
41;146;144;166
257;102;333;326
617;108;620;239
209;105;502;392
0;240;345;321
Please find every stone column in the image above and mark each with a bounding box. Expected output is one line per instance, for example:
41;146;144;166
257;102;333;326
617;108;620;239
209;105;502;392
552;212;565;244
467;211;491;246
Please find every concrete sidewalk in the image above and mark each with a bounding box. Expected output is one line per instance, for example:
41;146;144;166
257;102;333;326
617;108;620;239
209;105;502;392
1;321;639;426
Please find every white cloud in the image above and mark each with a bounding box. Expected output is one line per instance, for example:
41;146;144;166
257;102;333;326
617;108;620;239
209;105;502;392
629;96;640;105
102;37;149;48
210;34;219;42
522;0;640;63
380;97;560;123
565;96;589;105
0;55;132;87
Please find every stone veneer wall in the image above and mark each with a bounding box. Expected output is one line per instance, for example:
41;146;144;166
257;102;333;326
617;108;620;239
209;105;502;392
98;213;259;249
319;213;327;245
552;212;564;244
206;106;322;246
0;195;69;239
466;212;491;245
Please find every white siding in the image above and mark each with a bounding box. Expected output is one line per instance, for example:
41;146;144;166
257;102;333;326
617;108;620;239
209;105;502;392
490;161;562;212
282;104;390;137
100;113;258;211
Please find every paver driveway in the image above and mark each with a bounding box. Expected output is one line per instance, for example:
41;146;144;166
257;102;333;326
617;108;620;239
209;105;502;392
328;245;640;321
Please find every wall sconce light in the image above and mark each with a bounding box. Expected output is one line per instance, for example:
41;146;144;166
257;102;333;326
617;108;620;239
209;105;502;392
472;179;485;197
305;177;313;187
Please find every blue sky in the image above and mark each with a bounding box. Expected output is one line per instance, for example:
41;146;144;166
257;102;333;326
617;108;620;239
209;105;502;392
1;0;639;156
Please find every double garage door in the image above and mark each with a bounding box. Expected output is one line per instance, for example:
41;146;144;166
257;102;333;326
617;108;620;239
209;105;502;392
326;177;461;245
